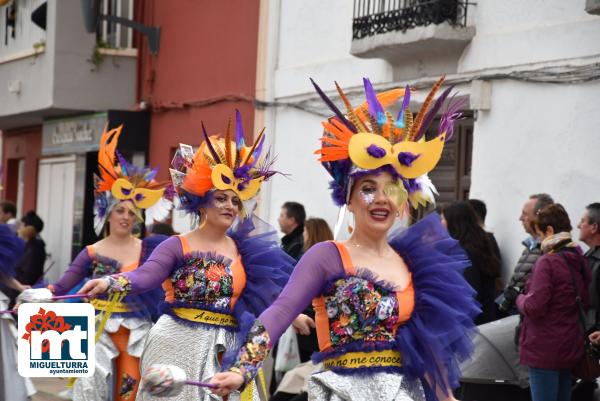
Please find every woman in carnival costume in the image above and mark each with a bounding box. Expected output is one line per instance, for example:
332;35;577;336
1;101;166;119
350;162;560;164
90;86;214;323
80;111;296;401
0;225;36;401
21;125;173;401
210;77;480;401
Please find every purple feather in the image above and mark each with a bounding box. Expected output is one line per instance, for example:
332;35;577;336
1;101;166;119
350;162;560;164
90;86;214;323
201;122;221;163
396;85;411;128
366;144;386;158
414;86;455;141
115;151;130;177
247;134;266;169
363;78;386;126
144;166;159;182
310;78;357;133
439;95;468;142
235;109;245;149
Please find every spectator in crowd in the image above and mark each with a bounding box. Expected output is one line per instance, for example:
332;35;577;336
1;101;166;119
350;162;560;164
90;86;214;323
271;218;333;401
442;201;502;324
576;203;600;400
517;203;590;401
468;198;503;294
15;211;46;286
278;202;306;260
498;193;554;315
148;222;177;236
0;201;18;232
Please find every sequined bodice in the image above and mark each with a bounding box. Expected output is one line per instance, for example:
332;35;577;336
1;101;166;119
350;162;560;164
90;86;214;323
169;252;240;311
322;276;401;347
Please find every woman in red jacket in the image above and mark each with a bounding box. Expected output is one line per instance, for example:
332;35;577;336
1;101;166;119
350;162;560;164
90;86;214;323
517;203;591;401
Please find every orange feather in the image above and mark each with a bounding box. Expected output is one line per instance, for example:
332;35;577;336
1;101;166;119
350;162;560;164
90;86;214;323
410;76;445;140
182;155;213;196
96;125;122;192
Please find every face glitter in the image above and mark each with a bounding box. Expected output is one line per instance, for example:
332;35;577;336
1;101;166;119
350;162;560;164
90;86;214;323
359;190;376;205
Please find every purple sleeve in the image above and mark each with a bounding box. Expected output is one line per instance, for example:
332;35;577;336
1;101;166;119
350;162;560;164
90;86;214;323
118;236;182;294
258;241;343;344
52;249;92;295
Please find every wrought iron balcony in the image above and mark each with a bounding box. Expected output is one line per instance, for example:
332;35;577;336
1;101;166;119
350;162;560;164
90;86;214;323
353;0;473;40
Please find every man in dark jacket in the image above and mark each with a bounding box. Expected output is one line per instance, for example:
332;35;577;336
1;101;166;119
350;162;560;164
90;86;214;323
575;203;600;400
278;202;306;260
15;211;47;286
498;194;554;314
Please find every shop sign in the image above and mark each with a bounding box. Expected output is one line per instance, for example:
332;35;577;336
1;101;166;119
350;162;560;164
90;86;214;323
42;113;107;155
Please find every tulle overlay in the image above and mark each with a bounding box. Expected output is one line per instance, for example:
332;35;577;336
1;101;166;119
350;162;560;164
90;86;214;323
390;213;479;398
0;224;25;278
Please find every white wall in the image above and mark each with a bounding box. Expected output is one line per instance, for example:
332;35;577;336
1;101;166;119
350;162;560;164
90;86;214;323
470;80;600;280
263;0;600;282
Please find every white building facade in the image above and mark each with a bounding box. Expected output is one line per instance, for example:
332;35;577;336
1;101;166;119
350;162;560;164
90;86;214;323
256;0;600;281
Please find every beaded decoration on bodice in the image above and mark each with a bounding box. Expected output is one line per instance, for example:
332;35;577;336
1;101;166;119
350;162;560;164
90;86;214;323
313;241;414;352
169;252;235;310
321;276;401;347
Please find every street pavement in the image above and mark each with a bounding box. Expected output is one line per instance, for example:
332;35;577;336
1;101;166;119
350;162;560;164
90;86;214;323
31;377;70;401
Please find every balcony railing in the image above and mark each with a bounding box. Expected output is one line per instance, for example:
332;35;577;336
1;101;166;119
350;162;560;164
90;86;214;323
97;0;135;49
353;0;473;40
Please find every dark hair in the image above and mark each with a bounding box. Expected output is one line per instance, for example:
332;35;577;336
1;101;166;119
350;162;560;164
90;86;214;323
0;201;16;217
468;199;487;224
442;201;501;276
586;203;600;226
530;193;554;214
535;203;572;234
21;210;44;233
303;218;333;252
150;222;176;236
282;202;306;226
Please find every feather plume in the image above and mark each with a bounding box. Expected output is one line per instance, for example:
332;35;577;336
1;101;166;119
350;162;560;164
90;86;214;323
415;85;454;141
201;122;221;164
242;127;266;167
363;78;386;128
410;75;445;140
235;110;245;167
224;117;233;168
96;125;122;191
334;81;364;132
396;85;411;128
310;78;356;133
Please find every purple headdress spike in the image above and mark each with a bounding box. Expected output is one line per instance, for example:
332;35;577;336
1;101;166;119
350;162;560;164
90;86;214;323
201;122;222;163
396;85;411;128
439;95;468;142
235;109;245;149
116;151;130;177
414;85;455;141
144;166;159;182
247;134;266;169
310;78;357;133
363;78;386;126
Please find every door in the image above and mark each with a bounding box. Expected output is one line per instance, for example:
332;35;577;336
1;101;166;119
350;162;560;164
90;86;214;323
36;156;76;282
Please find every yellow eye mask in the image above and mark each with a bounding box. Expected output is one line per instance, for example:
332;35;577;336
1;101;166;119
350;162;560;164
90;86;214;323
210;164;264;201
348;132;446;179
111;178;166;210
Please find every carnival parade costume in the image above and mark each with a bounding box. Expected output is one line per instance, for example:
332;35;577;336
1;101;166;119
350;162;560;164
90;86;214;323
102;111;295;401
47;125;173;401
222;78;480;401
0;224;35;401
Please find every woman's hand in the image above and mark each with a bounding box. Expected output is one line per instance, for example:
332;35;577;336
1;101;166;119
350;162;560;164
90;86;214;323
589;331;600;345
77;278;109;297
292;314;316;335
210;371;244;397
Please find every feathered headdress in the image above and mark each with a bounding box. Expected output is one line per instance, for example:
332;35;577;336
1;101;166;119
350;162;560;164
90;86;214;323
94;125;174;235
169;110;278;219
312;76;465;210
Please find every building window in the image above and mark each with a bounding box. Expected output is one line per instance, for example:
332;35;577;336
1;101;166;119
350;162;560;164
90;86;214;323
352;0;473;39
0;0;46;59
97;0;135;49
